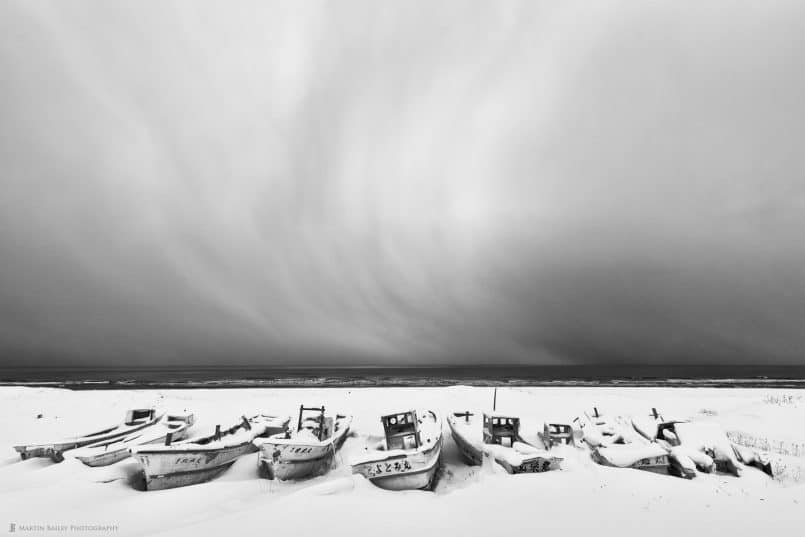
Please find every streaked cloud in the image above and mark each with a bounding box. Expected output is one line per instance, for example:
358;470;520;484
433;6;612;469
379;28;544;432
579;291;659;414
1;0;804;366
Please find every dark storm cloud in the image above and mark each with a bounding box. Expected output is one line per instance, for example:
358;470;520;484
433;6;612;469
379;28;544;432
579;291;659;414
1;1;804;366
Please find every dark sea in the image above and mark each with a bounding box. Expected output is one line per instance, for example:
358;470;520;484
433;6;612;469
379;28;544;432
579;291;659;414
1;365;804;389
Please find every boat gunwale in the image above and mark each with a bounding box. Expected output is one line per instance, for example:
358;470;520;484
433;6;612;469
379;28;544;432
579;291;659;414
258;416;352;449
13;410;163;455
352;432;442;466
131;439;255;455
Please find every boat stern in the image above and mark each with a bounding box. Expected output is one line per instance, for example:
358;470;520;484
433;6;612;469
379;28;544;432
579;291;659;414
256;440;335;481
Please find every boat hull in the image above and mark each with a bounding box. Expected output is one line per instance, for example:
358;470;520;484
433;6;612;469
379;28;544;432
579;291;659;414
75;447;131;467
75;428;192;467
15;443;86;462
257;416;351;481
447;419;483;466
260;451;334;481
14;412;161;462
497;455;562;474
132;442;257;490
591;449;670;474
258;433;348;481
352;440;442;491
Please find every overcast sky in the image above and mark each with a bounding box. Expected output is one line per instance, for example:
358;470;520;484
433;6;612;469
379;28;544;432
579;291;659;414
1;1;804;368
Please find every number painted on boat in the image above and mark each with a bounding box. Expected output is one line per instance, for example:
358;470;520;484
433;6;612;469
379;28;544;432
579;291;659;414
636;456;667;467
366;459;413;477
519;459;553;473
175;457;203;464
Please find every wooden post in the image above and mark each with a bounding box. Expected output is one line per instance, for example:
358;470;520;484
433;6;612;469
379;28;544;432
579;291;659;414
493;388;497;412
319;406;325;441
297;404;304;432
594;407;599;418
215;424;221;441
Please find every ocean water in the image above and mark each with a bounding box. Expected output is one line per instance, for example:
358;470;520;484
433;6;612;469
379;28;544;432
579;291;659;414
1;365;804;389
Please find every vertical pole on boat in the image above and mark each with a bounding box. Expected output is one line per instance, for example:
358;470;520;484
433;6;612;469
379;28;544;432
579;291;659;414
165;432;173;446
493;387;497;412
297;405;304;432
319;406;325;441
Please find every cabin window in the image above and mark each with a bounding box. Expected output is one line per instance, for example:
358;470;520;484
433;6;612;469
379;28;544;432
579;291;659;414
388;433;417;450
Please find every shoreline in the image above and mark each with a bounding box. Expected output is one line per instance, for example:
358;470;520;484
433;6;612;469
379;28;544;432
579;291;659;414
3;378;805;390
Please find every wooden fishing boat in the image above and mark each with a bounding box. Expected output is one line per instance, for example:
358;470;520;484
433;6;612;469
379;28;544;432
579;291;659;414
14;409;161;462
130;414;290;490
581;408;671;474
590;443;670;473
632;410;706;478
255;405;352;481
732;442;773;477
71;413;195;467
448;411;562;473
635;414;749;477
351;409;442;491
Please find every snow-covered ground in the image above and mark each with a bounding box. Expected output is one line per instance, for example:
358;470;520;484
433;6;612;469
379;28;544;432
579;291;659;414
1;386;803;537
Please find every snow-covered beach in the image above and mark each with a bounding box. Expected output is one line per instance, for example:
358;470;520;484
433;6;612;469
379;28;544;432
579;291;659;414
2;385;804;537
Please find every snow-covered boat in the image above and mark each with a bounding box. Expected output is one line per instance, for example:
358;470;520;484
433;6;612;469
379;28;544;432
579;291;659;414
255;405;352;481
351;409;442;491
71;413;195;467
731;442;773;477
591;443;670;472
581;408;670;474
636;416;752;477
632;411;710;478
448;411;562;473
14;409;161;462
130;414;290;490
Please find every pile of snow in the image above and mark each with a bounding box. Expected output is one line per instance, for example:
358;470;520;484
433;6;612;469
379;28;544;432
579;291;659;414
1;386;804;537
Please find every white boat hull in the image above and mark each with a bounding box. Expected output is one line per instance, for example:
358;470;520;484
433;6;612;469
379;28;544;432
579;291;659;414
448;418;483;466
76;447;132;467
352;440;442;491
130;415;289;490
75;427;192;467
591;447;670;473
132;442;256;490
257;415;351;481
259;448;334;481
14;410;161;462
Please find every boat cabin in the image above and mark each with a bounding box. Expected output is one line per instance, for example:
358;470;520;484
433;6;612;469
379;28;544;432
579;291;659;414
381;411;421;450
165;413;195;426
296;405;329;441
543;423;575;447
125;409;156;425
656;421;684;446
483;413;520;447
